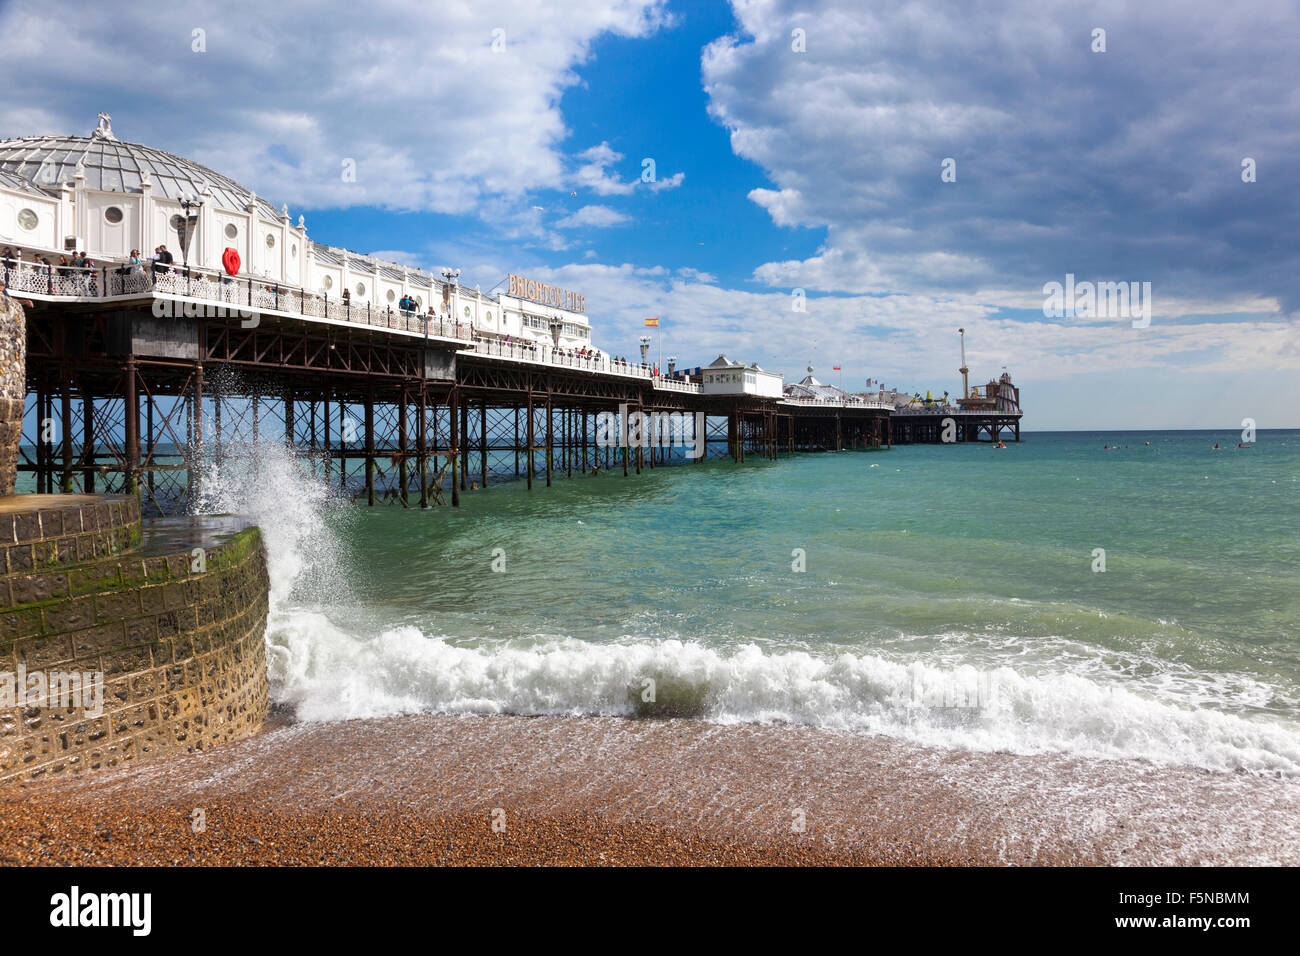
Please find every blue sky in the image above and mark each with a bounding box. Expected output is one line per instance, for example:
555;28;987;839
3;0;1298;429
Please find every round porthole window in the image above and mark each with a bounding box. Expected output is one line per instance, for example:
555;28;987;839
291;243;297;257
104;206;123;224
355;283;366;296
415;296;423;308
224;223;238;240
265;233;275;249
17;208;38;230
386;290;396;303
323;275;333;290
486;311;493;324
464;306;471;319
169;214;184;230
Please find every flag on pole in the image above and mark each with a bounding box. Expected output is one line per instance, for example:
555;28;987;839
644;317;660;327
832;365;841;371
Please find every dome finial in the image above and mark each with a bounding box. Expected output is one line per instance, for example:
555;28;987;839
92;112;117;141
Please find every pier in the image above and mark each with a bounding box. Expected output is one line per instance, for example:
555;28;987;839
0;121;1020;515
12;258;905;514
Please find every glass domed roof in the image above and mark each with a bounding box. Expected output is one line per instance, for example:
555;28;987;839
0;115;282;223
0;167;51;197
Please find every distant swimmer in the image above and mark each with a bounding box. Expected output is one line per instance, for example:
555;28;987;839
1238;443;1251;449
1145;441;1150;446
1212;444;1220;449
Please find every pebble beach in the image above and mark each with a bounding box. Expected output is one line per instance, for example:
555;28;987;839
3;712;1298;866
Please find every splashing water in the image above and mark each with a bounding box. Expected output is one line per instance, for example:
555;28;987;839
191;434;358;699
186;427;1300;777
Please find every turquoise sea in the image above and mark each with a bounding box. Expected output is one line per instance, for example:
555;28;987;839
209;429;1300;775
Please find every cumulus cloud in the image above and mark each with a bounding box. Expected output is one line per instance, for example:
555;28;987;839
557;204;631;228
0;0;671;222
520;262;1299;381
703;0;1300;315
571;141;684;197
573;143;638;196
646;171;685;191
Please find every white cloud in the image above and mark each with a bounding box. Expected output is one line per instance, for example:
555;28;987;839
571;141;684;197
573;143;637;197
647;171;685;191
747;187;805;227
0;0;672;222
557;204;631;228
522;262;1300;396
703;0;1300;315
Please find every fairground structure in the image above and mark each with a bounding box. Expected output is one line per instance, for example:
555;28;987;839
0;116;1020;514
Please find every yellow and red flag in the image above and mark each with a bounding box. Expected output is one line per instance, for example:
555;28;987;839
643;317;660;327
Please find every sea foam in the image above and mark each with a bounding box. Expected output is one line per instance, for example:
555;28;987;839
191;434;1300;779
262;622;1300;776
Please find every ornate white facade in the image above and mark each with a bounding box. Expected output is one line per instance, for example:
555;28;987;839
0;115;591;350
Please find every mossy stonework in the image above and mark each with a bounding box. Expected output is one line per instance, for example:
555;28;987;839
0;496;270;785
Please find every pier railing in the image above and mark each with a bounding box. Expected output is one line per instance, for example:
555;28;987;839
781;396;895;410
653;377;703;394
5;257;884;399
1;257;473;341
893;405;1021;416
468;334;703;391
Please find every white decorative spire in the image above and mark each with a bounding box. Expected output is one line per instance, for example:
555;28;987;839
92;112;117;141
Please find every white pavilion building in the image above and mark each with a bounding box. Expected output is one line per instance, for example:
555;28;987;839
0;114;592;352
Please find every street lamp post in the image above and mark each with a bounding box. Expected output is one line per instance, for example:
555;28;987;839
440;267;460;331
639;335;651;371
179;195;203;296
667;355;677;378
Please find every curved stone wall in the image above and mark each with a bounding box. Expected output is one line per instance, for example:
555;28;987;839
0;496;269;784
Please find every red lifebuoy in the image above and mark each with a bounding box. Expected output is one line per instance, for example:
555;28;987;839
222;247;241;275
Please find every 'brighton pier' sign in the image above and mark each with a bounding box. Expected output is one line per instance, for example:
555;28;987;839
508;274;586;314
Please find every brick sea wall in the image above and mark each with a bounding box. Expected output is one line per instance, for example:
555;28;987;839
0;496;270;785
